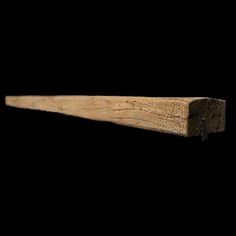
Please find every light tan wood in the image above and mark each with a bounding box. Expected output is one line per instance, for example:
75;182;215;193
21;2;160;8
5;96;225;137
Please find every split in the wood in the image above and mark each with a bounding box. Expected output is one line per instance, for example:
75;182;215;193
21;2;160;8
5;96;226;137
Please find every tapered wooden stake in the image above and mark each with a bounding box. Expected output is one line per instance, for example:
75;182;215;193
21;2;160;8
5;96;225;137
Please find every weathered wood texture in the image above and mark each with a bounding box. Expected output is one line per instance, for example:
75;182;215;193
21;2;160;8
5;96;225;136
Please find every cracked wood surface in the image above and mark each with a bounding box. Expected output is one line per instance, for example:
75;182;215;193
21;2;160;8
5;96;225;136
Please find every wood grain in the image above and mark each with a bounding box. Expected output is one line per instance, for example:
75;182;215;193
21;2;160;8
5;96;225;137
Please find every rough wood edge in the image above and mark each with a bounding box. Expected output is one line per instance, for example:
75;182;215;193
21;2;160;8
188;98;226;137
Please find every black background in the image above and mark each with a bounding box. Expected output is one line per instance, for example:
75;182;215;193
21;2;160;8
1;3;235;228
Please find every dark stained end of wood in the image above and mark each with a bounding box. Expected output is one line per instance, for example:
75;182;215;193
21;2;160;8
188;98;226;137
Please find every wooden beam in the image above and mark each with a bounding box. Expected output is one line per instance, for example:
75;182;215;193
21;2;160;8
5;96;225;137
